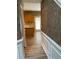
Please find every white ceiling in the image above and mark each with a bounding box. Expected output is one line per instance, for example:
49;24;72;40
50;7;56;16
22;0;42;3
22;0;42;11
23;3;41;11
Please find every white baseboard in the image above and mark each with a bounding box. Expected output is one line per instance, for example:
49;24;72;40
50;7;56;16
41;31;61;59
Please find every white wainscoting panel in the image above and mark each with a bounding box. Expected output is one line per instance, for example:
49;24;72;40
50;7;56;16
41;32;61;59
17;39;25;59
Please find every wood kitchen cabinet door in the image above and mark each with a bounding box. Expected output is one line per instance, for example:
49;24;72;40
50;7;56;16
24;15;34;24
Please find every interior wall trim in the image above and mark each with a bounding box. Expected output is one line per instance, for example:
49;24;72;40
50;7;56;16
54;0;61;7
41;31;61;59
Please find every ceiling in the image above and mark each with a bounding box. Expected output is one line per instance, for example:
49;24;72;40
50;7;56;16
22;0;42;3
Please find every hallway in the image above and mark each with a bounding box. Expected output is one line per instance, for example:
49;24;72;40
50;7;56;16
24;31;48;59
17;0;61;59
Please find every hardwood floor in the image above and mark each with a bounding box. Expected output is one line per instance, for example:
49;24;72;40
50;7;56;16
24;30;48;59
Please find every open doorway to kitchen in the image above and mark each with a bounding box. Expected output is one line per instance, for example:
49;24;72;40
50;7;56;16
23;11;41;38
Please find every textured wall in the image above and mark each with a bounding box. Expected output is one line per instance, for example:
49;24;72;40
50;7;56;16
41;0;61;46
17;0;22;40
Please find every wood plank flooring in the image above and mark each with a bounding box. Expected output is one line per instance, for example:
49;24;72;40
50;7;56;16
24;30;48;59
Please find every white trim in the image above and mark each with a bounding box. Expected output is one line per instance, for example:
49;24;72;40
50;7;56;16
17;38;25;59
54;0;61;8
17;38;23;44
41;31;61;59
41;31;61;50
41;42;48;58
